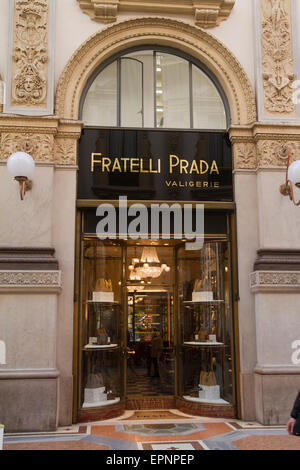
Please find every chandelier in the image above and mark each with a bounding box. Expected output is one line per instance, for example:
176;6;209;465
129;247;170;280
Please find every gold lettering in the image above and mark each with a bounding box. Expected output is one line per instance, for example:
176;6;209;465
210;160;219;174
102;157;111;172
112;158;122;172
121;158;130;172
169;155;180;174
149;159;158;174
203;181;208;188
130;159;139;173
180;159;189;174
140;159;149;173
91;153;102;173
200;160;209;175
189;160;199;174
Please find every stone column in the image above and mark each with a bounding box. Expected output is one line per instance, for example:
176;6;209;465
0;250;61;432
229;126;259;421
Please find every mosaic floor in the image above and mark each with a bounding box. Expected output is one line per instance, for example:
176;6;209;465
3;410;300;451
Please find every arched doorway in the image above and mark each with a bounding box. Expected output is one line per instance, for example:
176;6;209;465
54;18;256;422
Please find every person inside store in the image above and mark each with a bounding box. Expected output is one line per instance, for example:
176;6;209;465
287;390;300;436
150;328;163;380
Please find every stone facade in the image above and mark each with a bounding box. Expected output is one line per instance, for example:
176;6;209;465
0;0;300;430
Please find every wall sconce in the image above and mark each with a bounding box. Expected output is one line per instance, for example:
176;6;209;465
280;153;300;206
7;149;35;201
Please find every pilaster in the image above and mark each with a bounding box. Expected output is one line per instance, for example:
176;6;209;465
4;0;55;116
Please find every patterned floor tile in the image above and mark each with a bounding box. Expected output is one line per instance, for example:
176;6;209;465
141;441;204;450
202;429;293;450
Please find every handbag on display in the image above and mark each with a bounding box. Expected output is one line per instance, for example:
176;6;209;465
199;370;217;386
97;328;108;345
86;372;104;389
95;278;113;292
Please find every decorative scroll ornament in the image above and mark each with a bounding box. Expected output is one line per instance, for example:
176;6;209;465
256;140;298;167
54;138;77;166
250;271;300;291
77;0;236;28
260;0;295;114
234;143;257;169
0;132;54;162
0;270;61;291
11;0;49;107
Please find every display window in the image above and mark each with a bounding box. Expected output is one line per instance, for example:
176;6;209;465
177;242;233;405
76;233;237;419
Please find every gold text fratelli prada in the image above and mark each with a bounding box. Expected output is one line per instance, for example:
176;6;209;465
91;154;220;175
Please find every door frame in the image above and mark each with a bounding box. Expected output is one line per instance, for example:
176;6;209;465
72;205;240;422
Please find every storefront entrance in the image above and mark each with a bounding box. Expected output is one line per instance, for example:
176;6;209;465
75;229;237;421
73;45;238;421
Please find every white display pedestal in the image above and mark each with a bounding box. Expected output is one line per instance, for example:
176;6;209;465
199;384;220;400
0;425;4;450
82;397;120;408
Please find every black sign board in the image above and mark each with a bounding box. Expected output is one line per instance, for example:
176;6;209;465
78;129;232;201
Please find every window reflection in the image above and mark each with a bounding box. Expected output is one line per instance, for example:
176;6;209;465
82;49;227;130
82;62;117;127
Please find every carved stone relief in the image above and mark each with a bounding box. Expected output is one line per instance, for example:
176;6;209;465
11;0;49;109
77;0;236;29
54;138;77;166
256;139;299;167
0;132;54;162
250;271;300;291
0;270;61;291
260;0;296;115
233;142;257;169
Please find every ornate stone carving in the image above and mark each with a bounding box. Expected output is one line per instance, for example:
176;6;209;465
11;0;49;108
250;271;300;292
0;270;61;291
256;139;298;167
54;138;77;166
234;143;257;169
0;132;54;162
260;0;296;115
77;0;235;28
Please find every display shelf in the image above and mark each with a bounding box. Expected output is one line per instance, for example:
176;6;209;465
86;300;120;305
82;397;120;408
83;344;118;350
183;341;224;346
183;300;224;304
183;395;229;405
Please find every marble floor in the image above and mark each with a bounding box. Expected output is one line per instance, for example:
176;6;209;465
3;410;300;451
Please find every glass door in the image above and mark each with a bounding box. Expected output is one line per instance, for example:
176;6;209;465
125;243;175;398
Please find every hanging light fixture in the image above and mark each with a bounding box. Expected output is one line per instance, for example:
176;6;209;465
130;247;170;280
